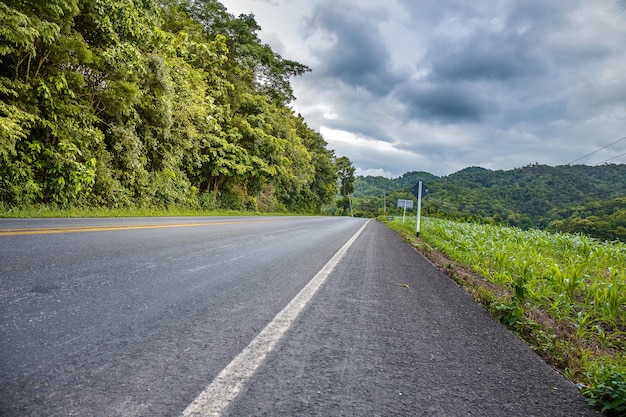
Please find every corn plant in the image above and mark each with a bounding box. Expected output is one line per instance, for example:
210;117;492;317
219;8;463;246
386;216;626;413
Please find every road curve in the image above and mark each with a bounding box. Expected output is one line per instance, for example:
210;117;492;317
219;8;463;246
0;216;599;416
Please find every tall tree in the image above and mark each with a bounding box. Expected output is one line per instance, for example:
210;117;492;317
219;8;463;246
336;156;355;216
294;116;337;212
184;0;310;105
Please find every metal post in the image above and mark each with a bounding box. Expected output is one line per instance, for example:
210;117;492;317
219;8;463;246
402;200;407;223
416;181;422;237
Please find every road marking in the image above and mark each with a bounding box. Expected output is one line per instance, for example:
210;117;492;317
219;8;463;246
0;218;289;236
180;220;370;417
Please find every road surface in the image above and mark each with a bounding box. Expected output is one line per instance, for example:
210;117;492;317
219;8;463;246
0;216;599;416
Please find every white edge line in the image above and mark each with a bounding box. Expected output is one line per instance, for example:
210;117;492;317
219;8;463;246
180;219;370;417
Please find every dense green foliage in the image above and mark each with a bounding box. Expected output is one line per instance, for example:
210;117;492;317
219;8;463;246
354;164;626;241
0;0;339;212
547;198;626;243
388;216;626;414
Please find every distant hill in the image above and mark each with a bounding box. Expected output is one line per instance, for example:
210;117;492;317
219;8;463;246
352;164;626;241
353;171;440;198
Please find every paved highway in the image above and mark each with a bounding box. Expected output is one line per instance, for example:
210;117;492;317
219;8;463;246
0;216;599;416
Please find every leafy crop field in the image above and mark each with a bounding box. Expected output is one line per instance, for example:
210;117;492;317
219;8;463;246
386;216;626;415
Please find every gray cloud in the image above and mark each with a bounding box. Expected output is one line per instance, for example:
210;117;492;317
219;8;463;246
302;1;402;96
394;82;490;123
222;0;626;176
425;31;546;83
396;1;569;126
569;78;626;116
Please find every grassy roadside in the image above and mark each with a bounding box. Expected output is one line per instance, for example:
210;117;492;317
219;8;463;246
382;216;626;416
0;205;304;219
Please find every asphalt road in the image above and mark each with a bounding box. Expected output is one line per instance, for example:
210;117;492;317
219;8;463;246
0;216;600;416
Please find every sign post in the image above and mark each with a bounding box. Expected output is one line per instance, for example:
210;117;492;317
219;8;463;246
410;181;429;237
397;199;413;223
416;182;422;237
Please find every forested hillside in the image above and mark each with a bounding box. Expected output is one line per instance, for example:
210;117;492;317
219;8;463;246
353;164;626;241
0;0;339;212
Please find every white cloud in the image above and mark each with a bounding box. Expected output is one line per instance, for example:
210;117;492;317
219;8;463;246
355;168;394;177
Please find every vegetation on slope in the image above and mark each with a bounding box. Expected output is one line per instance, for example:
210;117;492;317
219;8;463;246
0;0;340;213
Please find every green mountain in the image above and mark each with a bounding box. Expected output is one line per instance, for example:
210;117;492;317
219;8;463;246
352;164;626;241
353;171;439;198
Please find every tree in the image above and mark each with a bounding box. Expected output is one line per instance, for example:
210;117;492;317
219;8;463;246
184;0;310;105
336;156;354;216
294;116;337;212
0;0;103;205
0;0;339;212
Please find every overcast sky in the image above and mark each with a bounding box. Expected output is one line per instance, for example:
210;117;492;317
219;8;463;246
220;0;626;177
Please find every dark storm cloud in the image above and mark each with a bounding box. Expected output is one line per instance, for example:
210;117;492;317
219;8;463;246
395;82;490;123
424;29;547;83
303;1;402;96
391;1;573;124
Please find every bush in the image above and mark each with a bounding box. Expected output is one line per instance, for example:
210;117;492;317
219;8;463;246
583;364;626;416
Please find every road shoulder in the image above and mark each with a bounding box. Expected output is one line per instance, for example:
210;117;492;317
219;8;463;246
227;220;600;416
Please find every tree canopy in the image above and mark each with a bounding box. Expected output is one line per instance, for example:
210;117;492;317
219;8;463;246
0;0;343;213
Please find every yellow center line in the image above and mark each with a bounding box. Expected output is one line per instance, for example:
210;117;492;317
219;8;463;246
0;218;286;236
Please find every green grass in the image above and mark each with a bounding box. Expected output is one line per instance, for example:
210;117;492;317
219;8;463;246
385;216;626;415
0;204;303;219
